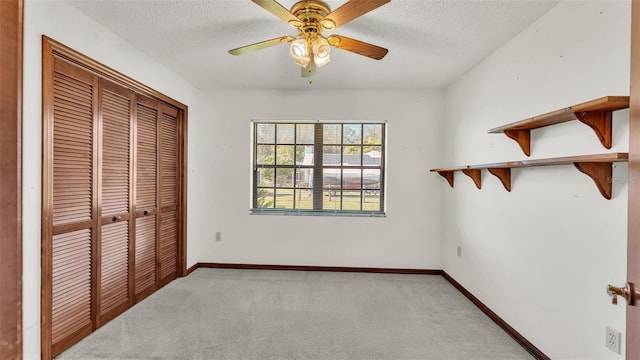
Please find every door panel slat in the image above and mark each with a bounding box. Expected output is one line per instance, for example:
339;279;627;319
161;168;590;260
100;221;129;316
101;88;131;216
136;103;157;210
52;71;93;226
51;229;92;344
160;210;177;279
135;214;156;295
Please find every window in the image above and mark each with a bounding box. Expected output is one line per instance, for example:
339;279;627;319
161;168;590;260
252;121;386;216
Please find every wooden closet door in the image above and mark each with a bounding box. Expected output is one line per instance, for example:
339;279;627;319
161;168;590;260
97;79;134;324
43;38;188;360
48;59;98;355
134;95;159;301
159;105;179;285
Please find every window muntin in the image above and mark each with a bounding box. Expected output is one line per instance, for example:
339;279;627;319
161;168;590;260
253;122;385;216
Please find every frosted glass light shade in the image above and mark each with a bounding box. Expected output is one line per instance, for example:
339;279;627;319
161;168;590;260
290;37;310;68
313;36;331;67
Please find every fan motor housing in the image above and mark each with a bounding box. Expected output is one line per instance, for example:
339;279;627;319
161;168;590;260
291;0;331;32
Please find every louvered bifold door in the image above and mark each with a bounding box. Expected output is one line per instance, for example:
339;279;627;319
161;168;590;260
97;79;134;325
48;59;98;356
134;95;159;301
158;104;179;286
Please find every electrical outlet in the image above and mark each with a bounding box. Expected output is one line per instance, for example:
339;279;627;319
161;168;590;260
457;246;462;258
215;232;222;242
606;326;621;354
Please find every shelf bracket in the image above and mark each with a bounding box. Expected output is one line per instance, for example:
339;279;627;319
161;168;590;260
504;129;531;156
462;169;482;189
573;161;613;199
574;111;612;149
487;168;511;192
437;171;455;188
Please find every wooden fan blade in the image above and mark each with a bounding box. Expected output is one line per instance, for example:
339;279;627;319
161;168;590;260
320;0;390;30
327;35;388;60
252;0;304;28
228;36;295;56
302;62;316;78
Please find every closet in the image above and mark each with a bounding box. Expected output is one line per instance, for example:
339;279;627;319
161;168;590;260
42;37;186;358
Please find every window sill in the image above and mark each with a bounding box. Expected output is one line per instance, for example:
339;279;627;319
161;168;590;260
250;209;386;218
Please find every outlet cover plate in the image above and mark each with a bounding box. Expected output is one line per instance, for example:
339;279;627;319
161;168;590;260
606;326;621;354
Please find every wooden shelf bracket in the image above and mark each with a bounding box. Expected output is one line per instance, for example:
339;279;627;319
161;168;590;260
575;111;613;149
573;161;614;200
487;168;512;192
504;129;531;156
462;169;482;189
437;171;454;188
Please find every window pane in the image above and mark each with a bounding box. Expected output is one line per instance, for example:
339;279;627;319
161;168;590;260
276;145;295;165
343;169;362;189
363;168;381;211
275;188;294;209
275;168;294;187
343;124;362;145
342;190;362;211
323;168;341;189
257;168;274;187
294;189;313;209
363;124;383;145
363;169;381;190
296;169;313;188
363;146;382;166
296;145;313;164
323;189;341;210
256;145;275;165
342;146;361;165
323;124;340;144
256;188;274;208
277;124;295;144
256;123;275;144
296;124;314;144
323;146;340;166
362;191;381;211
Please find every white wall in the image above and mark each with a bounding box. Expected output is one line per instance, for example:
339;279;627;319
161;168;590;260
189;89;445;269
443;1;630;359
23;1;203;358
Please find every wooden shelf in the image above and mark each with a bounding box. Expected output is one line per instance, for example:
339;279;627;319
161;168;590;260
488;96;629;156
430;153;628;199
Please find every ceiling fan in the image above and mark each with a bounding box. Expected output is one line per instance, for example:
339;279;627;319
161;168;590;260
228;0;390;77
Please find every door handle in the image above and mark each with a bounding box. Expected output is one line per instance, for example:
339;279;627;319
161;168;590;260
607;283;640;305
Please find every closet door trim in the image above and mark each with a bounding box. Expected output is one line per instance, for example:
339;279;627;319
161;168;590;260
44;37;186;111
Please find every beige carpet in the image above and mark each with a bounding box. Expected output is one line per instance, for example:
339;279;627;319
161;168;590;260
56;268;534;359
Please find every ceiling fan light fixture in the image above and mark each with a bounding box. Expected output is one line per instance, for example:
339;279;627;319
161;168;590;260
230;0;390;77
290;36;311;67
312;36;331;67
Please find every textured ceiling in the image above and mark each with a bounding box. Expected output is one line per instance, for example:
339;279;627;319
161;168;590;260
67;0;560;90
